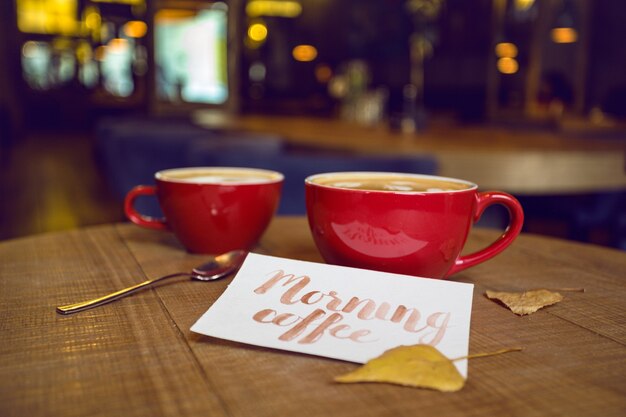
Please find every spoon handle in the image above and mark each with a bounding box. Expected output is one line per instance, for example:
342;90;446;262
56;272;189;315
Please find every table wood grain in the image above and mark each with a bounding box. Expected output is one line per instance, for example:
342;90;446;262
1;217;625;417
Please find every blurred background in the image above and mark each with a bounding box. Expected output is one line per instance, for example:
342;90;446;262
0;0;625;249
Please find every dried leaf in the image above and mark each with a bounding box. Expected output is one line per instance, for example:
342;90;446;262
486;289;563;315
335;345;522;392
334;345;465;392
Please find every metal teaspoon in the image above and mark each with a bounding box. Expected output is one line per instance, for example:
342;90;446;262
56;249;248;315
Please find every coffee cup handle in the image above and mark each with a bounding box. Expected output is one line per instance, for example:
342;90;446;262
448;191;524;276
124;185;168;230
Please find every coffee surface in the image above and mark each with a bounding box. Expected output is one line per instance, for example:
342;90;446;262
310;174;473;192
159;168;281;184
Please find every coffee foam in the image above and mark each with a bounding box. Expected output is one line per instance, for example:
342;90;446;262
157;168;282;185
309;173;474;193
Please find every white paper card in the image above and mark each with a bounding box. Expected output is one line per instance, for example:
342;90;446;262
191;253;474;376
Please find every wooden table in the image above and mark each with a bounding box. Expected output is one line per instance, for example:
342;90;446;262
193;112;626;195
1;217;625;416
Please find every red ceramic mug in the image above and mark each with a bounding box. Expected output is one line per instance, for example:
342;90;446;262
305;172;524;279
125;167;283;254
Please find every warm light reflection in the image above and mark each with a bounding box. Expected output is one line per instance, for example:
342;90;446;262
315;63;332;83
17;0;79;35
495;42;518;58
91;0;144;4
248;23;268;42
52;37;72;52
292;45;317;62
22;41;41;58
514;0;535;11
107;38;129;53
123;21;148;38
84;9;101;31
328;75;348;98
61;341;102;354
75;41;93;63
246;1;302;18
95;45;107;61
551;27;578;43
497;57;519;74
155;9;197;22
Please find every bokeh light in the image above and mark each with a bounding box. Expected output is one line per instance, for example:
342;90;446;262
123;21;147;38
292;45;317;62
497;57;519;74
246;1;302;18
315;64;333;83
551;27;578;43
248;23;268;42
495;42;518;58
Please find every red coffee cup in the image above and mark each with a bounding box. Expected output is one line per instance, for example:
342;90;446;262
305;172;524;279
125;167;283;254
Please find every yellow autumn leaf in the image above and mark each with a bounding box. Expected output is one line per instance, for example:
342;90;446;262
334;344;465;392
485;289;563;315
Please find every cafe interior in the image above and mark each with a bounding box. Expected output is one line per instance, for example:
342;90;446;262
0;0;625;250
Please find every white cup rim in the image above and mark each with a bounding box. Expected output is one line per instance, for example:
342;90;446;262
156;167;284;185
305;172;478;194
